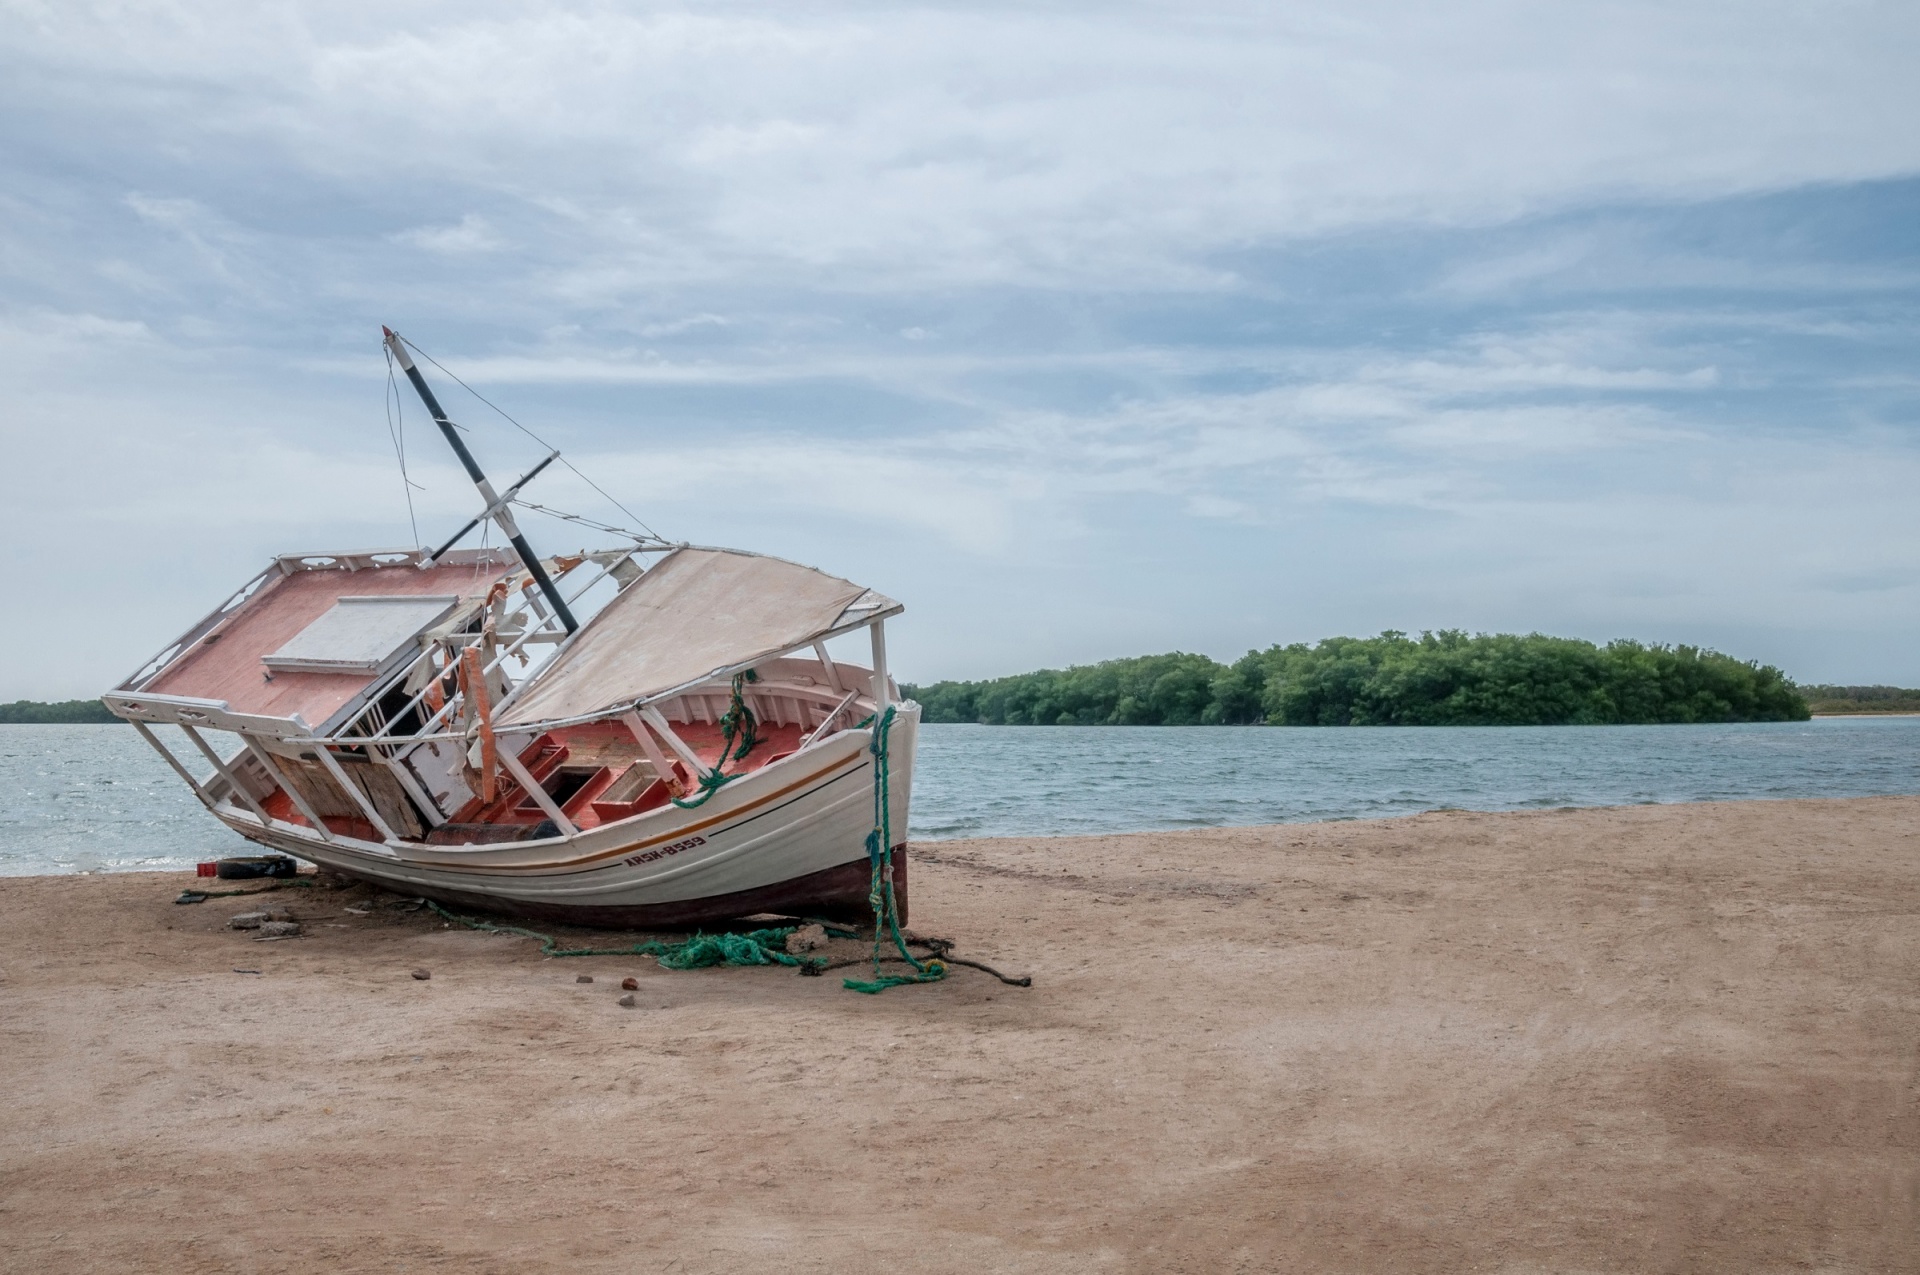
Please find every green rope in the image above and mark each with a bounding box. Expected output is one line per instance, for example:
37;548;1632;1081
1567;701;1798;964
845;705;947;994
420;700;951;994
720;668;764;763
670;671;763;809
425;900;825;970
667;766;734;810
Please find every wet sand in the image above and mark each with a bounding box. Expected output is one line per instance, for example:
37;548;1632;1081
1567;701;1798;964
1;796;1916;1273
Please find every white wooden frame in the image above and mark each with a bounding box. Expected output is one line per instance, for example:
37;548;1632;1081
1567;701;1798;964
103;545;905;853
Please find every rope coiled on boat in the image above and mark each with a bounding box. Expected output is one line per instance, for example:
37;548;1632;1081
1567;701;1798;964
669;671;763;809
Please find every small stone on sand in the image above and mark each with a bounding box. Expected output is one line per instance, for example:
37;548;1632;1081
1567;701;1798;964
576;974;593;983
617;993;636;1008
228;912;266;930
785;923;829;954
620;977;639;990
255;920;301;939
411;969;430;980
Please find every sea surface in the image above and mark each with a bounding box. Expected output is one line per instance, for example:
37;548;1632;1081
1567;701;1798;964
1;718;1915;875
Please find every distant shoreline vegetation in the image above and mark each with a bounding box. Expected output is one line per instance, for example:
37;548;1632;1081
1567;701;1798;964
1798;685;1920;715
905;632;1814;726
0;700;119;724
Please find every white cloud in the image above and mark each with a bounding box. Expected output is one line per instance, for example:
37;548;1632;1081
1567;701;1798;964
395;213;502;254
6;2;1919;293
0;306;153;350
638;313;728;338
839;324;1726;523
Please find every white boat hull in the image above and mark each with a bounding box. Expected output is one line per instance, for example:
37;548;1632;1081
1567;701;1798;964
215;707;920;929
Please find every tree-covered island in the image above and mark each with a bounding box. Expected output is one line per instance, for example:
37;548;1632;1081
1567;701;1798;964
905;631;1811;726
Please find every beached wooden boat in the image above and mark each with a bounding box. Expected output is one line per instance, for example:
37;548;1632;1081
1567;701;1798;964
102;330;917;928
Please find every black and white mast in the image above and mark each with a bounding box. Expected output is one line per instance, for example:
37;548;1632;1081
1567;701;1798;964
382;326;579;634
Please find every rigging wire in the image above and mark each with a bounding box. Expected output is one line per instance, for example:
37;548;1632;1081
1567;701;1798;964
382;344;424;549
396;335;665;543
510;499;665;545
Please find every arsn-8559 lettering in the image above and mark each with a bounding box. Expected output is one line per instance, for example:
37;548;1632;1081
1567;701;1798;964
622;835;707;867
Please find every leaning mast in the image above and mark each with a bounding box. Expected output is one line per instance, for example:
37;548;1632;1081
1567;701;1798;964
382;326;579;633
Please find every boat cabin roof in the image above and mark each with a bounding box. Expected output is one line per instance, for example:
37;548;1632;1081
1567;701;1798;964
497;546;898;729
130;549;515;730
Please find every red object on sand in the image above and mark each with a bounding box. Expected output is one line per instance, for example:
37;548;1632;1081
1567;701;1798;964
196;862;218;877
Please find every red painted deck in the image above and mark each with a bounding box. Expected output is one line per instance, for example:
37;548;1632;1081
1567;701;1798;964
252;716;813;842
448;719;810;829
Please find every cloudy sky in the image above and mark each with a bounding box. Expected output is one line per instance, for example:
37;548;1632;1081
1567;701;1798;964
4;0;1918;698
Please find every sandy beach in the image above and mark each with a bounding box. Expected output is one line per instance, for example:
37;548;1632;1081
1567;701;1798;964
1;796;1915;1273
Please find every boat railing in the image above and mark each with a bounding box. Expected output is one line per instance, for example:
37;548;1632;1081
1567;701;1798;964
799;688;863;748
114;565;279;694
332;548;636;746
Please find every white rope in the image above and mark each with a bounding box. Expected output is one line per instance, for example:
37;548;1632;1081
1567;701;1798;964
383;345;424;549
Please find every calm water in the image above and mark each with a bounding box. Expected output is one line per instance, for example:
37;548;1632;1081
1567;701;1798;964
2;718;1915;874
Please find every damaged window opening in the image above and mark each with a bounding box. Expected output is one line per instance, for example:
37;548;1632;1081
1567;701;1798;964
520;766;602;811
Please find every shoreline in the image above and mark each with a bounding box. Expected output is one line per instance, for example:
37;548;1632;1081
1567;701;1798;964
1810;709;1920;717
3;795;1915;1272
8;789;1920;881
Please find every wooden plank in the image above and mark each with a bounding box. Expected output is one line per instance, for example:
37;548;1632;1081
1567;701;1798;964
813;642;844;693
240;738;335;842
622;711;681;789
639;707;712;777
802;688;862;748
312;746;399;842
498;748;576;835
377;751;447;828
